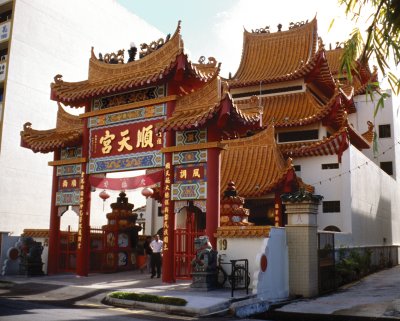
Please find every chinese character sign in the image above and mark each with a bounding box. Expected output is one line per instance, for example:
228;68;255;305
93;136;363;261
174;164;206;183
0;22;10;41
162;162;172;252
90;120;163;158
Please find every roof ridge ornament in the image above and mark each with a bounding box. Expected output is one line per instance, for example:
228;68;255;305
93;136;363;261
101;49;125;64
251;26;270;34
288;20;309;30
197;56;217;67
139;33;171;59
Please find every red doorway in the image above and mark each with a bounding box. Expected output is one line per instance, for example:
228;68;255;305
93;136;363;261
174;203;205;279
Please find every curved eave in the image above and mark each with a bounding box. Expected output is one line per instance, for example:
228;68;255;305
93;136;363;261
279;127;349;158
221;126;293;197
229;18;318;89
20;104;83;153
235;88;341;128
20;126;82;153
347;123;371;149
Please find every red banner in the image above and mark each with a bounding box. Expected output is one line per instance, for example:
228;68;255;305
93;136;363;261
89;170;163;190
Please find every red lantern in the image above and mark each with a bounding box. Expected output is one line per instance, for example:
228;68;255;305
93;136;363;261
99;190;110;210
141;187;154;198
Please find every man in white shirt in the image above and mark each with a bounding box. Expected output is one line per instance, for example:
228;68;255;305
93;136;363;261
150;234;163;278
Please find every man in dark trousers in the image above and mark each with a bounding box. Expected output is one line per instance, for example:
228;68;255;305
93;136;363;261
140;235;153;273
150;234;163;278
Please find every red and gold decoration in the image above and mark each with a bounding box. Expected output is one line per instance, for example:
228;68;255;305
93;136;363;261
220;182;253;226
102;191;142;272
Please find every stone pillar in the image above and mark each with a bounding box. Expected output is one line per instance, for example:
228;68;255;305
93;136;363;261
282;190;322;298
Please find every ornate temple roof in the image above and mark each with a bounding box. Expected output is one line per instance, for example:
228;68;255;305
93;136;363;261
235;88;343;127
220;125;295;197
50;22;219;107
279;120;373;159
156;76;260;132
227;18;319;88
20;104;83;153
325;47;378;95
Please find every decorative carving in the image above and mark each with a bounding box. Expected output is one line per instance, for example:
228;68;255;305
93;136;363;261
197;56;217;66
17;237;44;276
277;23;283;32
335;42;344;49
139;34;171;59
191;236;217;272
318;37;325;49
251;26;270;34
127;43;137;63
220;182;253;227
23;122;32;131
102;49;125;64
289;20;308;29
54;74;63;83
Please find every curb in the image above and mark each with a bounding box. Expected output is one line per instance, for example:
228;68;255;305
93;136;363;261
104;294;232;317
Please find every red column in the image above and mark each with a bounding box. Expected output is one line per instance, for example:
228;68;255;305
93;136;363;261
76;115;91;276
206;147;220;248
162;99;176;283
47;151;60;275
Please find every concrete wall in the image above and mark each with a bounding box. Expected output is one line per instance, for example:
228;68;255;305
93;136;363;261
216;236;266;288
0;0;163;235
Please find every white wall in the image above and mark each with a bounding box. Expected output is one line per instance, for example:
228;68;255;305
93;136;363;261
0;0;163;235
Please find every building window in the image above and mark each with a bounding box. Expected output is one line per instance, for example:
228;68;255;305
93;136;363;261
157;206;163;217
380;161;393;176
322;201;340;213
321;163;339;170
378;124;391;138
293;165;301;172
278;130;319;143
323;225;341;232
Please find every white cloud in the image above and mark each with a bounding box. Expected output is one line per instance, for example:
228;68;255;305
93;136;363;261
211;0;367;77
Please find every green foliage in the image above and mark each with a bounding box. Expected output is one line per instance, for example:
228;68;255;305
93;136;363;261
336;247;372;285
336;0;400;95
109;291;187;306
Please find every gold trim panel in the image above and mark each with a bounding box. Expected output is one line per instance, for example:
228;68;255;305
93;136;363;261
48;157;86;166
161;142;227;153
79;95;177;119
215;225;271;238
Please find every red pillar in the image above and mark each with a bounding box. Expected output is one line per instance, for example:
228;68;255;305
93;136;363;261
76;115;91;276
162;99;176;283
206;147;221;248
274;191;282;227
47;151;60;275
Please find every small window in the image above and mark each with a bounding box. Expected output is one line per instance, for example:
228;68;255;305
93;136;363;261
323;201;340;213
321;163;339;170
380;161;393;176
293;165;301;172
323;225;341;232
157;206;163;217
379;124;391;138
278;130;319;143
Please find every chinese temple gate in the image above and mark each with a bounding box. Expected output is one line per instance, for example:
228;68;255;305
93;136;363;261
21;19;376;281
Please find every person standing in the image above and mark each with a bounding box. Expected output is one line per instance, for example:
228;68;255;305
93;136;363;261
140;236;153;273
150;234;163;278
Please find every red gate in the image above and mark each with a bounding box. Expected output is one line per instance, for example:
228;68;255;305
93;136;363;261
174;228;205;279
174;208;206;279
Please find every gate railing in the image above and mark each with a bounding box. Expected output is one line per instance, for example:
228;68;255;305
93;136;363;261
174;228;206;279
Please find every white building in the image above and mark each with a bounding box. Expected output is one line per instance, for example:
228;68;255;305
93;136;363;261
0;0;161;237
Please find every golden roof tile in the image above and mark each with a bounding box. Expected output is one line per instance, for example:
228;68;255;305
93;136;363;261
279;126;349;158
361;121;375;143
157;76;259;132
228;18;318;88
20;104;83;153
235;88;342;127
325;48;378;95
279;121;371;159
221;125;293;197
51;22;218;107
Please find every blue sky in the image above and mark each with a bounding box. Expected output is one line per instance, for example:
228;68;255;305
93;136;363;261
117;0;362;77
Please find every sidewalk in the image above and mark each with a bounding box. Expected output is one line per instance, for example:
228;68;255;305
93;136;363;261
1;265;400;319
271;265;400;320
0;270;252;317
